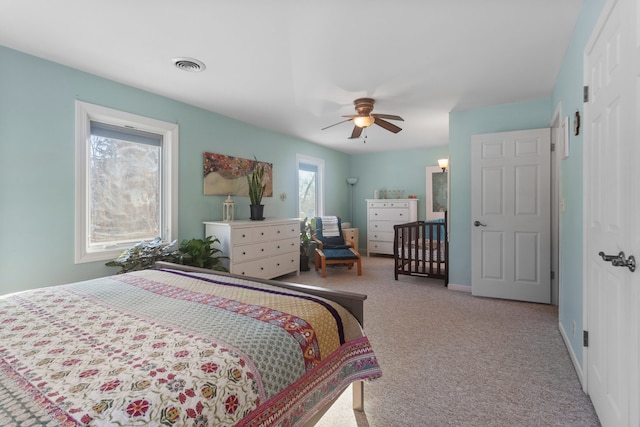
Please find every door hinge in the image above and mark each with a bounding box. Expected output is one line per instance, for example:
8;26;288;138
551;271;555;280
584;86;589;103
583;330;589;347
551;143;556;152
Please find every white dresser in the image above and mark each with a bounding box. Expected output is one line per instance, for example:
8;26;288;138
203;218;299;279
366;199;418;256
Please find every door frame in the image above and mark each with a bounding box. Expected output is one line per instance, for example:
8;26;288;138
550;106;562;306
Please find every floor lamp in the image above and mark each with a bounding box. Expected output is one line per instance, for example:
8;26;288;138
347;177;359;225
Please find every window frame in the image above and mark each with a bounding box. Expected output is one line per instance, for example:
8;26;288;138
74;101;179;263
296;154;324;220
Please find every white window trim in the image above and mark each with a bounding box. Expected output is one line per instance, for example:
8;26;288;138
74;101;179;263
296;153;325;218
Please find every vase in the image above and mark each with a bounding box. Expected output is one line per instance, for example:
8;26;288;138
249;204;264;220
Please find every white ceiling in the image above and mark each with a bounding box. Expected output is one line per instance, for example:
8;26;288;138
0;0;582;154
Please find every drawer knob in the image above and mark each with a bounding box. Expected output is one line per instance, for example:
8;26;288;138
242;234;246;238
242;251;246;255
277;245;280;249
261;248;264;252
277;230;281;234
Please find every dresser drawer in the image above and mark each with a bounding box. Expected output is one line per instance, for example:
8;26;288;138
369;208;410;221
232;241;270;262
368;201;410;209
368;240;394;254
272;223;298;240
272;237;298;255
369;220;397;233
271;252;298;278
231;258;271;279
231;227;256;244
368;230;394;242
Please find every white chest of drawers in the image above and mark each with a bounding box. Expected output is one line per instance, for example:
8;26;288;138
366;199;418;256
203;218;299;279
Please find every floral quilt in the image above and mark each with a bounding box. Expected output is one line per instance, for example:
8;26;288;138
0;269;381;426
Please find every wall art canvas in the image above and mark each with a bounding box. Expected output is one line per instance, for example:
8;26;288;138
203;152;273;197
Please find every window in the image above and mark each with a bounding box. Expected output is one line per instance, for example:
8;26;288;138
297;154;324;220
75;101;178;263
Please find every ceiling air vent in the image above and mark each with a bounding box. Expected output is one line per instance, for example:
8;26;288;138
172;57;206;72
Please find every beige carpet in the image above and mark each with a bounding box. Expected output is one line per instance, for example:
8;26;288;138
286;256;600;427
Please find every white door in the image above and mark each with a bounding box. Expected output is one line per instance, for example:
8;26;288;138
584;0;639;424
471;128;551;303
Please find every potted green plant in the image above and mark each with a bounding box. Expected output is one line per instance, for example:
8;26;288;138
106;236;228;273
247;157;266;220
300;217;312;271
178;236;228;270
105;237;179;273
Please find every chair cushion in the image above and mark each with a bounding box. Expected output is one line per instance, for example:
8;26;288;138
322;248;359;260
322;244;352;250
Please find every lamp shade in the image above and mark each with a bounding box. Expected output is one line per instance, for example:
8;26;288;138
353;115;375;128
347;177;359;185
438;158;449;171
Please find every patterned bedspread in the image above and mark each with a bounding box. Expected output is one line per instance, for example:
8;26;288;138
0;269;381;426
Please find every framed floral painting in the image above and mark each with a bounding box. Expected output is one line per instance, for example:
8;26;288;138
203;153;273;197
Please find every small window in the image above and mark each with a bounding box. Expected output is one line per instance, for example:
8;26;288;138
297;154;324;220
75;101;178;263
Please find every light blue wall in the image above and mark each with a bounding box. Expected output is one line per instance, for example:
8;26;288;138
550;0;606;367
349;146;450;248
0;46;350;293
448;98;552;288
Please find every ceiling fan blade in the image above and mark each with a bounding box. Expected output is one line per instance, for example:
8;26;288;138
349;126;363;139
321;118;352;131
372;113;404;121
374;117;403;133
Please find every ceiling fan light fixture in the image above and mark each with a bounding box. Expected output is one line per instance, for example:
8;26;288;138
353;115;375;128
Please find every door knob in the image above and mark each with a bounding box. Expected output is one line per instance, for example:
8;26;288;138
473;220;487;227
598;251;636;272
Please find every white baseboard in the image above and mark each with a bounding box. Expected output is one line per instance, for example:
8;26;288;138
559;320;585;389
447;283;471;293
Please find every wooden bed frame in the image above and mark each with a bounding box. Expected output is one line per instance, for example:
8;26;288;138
154;262;368;420
392;212;448;286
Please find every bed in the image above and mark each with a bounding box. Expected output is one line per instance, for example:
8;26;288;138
0;262;381;426
393;212;448;286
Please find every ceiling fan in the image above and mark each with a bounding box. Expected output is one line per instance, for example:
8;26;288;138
321;98;404;139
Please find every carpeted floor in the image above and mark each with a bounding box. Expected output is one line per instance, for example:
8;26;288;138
285;256;600;427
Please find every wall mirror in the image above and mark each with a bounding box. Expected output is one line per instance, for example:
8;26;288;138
426;166;449;220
